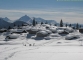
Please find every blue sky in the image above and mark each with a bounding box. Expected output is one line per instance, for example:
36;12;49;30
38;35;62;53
0;0;83;23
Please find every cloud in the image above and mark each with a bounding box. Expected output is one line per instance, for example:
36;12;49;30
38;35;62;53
0;8;83;24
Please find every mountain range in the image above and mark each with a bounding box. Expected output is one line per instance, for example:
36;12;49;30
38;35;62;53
0;15;57;28
0;15;83;29
17;15;57;24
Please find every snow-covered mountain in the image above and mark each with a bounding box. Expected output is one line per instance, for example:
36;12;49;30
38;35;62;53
0;17;13;23
0;17;28;28
17;15;57;24
18;15;32;23
3;17;10;22
0;18;10;28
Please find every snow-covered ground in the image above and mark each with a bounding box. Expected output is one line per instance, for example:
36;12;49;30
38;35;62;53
0;26;83;60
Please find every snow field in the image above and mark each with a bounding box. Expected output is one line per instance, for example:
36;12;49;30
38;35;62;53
0;25;83;60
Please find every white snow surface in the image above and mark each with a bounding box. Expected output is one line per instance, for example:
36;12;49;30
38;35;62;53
37;30;48;35
56;27;74;33
0;27;83;60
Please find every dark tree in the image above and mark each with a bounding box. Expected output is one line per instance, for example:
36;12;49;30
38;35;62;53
8;26;11;29
76;23;79;29
69;24;72;27
45;21;48;24
72;27;75;29
60;19;63;27
65;24;67;27
55;24;57;26
32;18;36;26
41;22;43;25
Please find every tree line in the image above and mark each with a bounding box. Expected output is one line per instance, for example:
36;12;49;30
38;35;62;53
32;18;81;30
0;18;81;30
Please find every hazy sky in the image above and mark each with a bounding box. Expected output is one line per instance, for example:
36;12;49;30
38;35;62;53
0;0;83;23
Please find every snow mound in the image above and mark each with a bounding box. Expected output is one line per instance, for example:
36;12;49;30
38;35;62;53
42;24;50;27
5;33;20;40
29;27;39;34
50;33;60;37
58;30;69;35
25;26;32;31
45;30;52;34
48;26;57;33
36;30;49;37
56;27;74;33
44;36;51;40
9;29;27;33
65;34;80;40
0;28;7;33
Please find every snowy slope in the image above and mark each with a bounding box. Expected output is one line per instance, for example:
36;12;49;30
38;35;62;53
0;36;83;60
0;26;83;60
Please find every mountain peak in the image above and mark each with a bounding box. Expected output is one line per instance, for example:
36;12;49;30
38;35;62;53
24;15;27;16
22;15;30;18
18;15;32;23
0;17;10;22
20;15;30;19
4;17;10;20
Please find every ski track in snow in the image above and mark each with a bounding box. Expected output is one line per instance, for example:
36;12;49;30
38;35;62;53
0;36;77;60
0;40;83;60
0;38;58;60
4;51;18;60
0;47;19;54
0;39;42;60
3;46;41;60
3;37;64;60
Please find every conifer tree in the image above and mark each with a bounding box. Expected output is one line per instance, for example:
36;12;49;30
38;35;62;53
55;24;57;26
65;24;67;27
60;19;63;27
69;24;71;27
41;22;43;25
8;26;11;29
76;23;79;29
32;18;36;26
45;21;48;24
